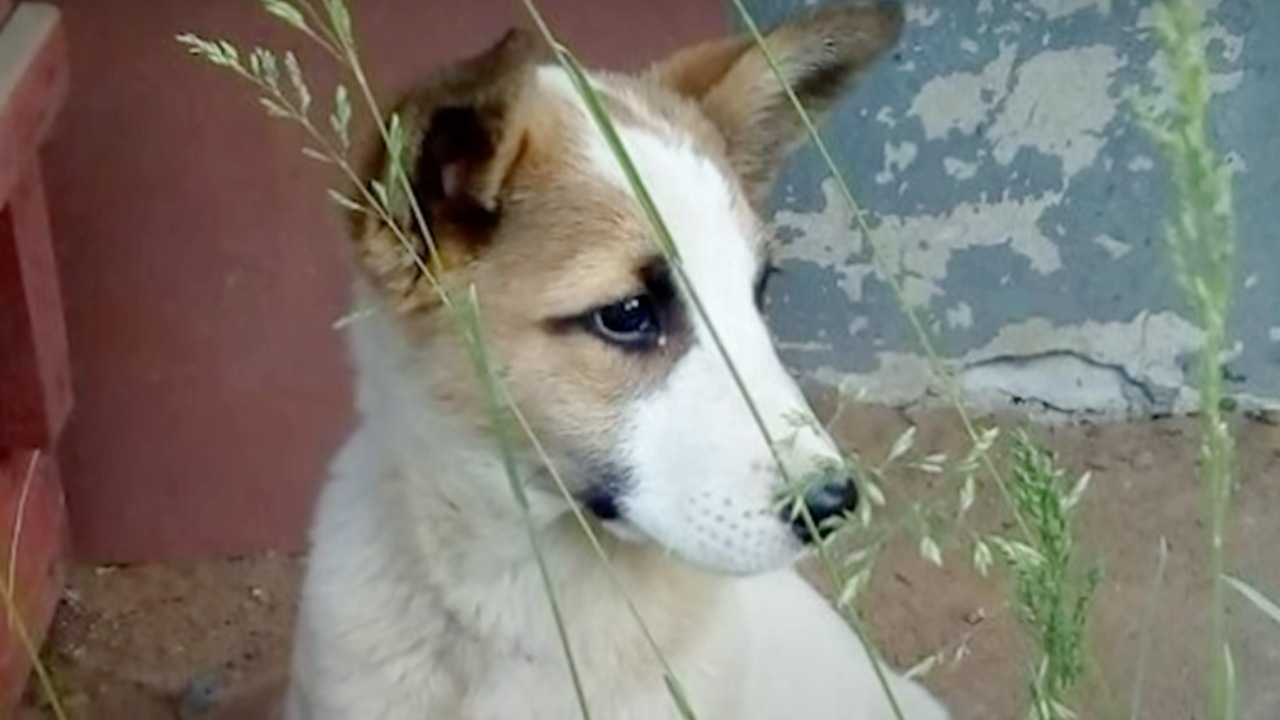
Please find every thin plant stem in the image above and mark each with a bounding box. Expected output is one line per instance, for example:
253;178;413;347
1;450;70;720
500;386;703;718
518;0;789;480
327;21;448;280
182;12;599;717
291;0;345;58
514;6;907;716
725;0;1035;547
457;291;593;719
1137;2;1237;717
1130;537;1170;720
5;452;38;630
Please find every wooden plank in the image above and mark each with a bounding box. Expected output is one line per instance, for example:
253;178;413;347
0;5;70;451
0;4;68;205
0;161;71;450
0;5;70;707
0;450;67;715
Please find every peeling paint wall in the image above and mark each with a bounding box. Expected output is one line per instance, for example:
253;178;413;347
746;0;1278;421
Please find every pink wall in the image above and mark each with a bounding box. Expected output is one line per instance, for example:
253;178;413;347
42;0;723;562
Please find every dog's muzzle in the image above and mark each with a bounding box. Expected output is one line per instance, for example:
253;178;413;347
580;485;621;520
785;478;859;545
577;466;631;521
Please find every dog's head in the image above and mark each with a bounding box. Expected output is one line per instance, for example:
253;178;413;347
350;4;903;575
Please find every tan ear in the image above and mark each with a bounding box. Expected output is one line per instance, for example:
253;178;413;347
649;3;903;207
353;28;546;311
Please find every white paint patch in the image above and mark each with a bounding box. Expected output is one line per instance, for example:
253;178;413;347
946;301;974;330
1223;340;1244;365
906;5;941;27
1128;155;1156;172
1224;151;1249;176
944;157;981;180
1245;273;1259;289
993;21;1024;37
816;311;1205;420
909;43;1018;140
1093;234;1132;259
989;45;1123;180
875;106;896;128
1029;0;1112;20
962;354;1131;415
963;312;1202;404
811;353;936;408
1270;327;1280;343
772;179;872;301
775;179;1062;308
776;340;827;353
1211;71;1245;96
875;141;919;185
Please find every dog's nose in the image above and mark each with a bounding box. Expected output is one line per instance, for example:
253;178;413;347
786;479;859;545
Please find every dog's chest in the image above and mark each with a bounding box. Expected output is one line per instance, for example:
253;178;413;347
453;648;742;720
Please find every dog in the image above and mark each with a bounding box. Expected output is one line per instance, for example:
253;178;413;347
283;4;952;719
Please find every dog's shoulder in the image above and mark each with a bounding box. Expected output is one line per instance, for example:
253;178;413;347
730;571;951;720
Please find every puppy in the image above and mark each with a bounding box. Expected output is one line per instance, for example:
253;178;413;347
285;4;951;719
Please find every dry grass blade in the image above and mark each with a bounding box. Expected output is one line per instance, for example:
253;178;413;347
1224;575;1280;630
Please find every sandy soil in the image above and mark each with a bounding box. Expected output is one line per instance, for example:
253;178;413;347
17;408;1280;720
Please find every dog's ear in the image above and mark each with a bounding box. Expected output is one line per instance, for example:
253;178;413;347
648;3;902;207
353;29;546;311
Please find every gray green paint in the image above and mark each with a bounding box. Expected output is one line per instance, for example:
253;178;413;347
741;0;1277;419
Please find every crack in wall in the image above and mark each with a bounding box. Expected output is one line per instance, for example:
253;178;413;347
960;349;1166;419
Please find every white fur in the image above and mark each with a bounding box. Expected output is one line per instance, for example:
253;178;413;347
542;66;845;574
285;66;950;720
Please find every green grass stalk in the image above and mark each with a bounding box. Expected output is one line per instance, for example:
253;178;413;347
1136;1;1239;718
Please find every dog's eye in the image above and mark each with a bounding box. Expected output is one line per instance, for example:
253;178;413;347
590;295;661;349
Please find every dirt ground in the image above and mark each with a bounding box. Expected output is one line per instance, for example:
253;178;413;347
16;407;1280;720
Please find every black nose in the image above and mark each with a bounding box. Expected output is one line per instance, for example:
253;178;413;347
786;478;859;545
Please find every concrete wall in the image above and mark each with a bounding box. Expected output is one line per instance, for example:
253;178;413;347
748;0;1277;421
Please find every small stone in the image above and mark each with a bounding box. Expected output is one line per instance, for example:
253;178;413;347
1245;407;1278;426
179;671;222;719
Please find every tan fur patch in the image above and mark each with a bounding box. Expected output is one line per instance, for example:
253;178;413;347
448;92;689;466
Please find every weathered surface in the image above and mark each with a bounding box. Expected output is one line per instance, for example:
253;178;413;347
746;0;1276;421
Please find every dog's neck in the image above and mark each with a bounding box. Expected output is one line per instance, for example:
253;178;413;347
341;284;724;666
